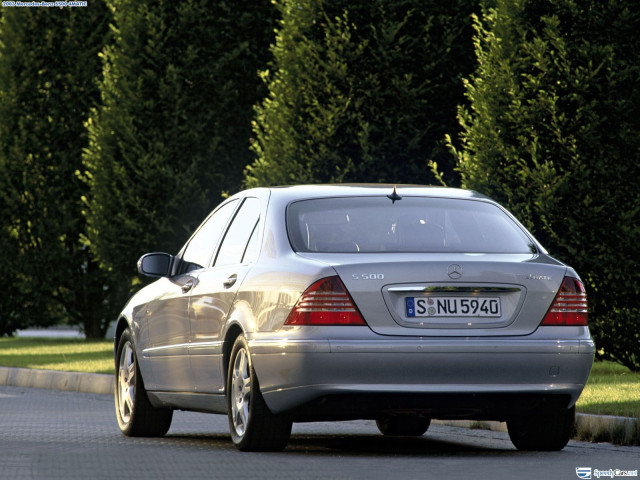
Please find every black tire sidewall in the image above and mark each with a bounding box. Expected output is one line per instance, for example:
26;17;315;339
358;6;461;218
376;414;431;436
507;407;575;451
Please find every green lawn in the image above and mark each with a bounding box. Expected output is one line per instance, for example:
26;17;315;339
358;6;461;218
1;338;638;420
0;337;113;374
577;360;640;419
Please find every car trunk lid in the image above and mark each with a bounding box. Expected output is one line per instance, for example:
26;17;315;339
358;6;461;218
300;252;567;337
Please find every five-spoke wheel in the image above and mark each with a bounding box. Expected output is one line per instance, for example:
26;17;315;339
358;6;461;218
230;345;252;437
117;340;136;426
115;329;173;437
227;335;292;451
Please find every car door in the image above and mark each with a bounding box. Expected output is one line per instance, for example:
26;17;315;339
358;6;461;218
188;196;262;394
142;199;239;392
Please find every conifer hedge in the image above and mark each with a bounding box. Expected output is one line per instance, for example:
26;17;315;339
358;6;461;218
246;0;478;187
0;4;112;337
453;0;640;370
82;0;275;309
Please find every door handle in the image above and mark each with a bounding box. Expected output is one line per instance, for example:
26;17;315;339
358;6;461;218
223;274;238;289
181;280;195;293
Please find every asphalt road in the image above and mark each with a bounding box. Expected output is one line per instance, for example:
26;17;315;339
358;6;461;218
1;386;638;480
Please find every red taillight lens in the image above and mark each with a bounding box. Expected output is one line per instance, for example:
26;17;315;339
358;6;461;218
540;276;588;326
284;276;367;326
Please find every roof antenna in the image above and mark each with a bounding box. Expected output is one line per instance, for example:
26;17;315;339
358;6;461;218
387;185;402;204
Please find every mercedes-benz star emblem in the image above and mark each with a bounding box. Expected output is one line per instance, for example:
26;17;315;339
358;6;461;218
448;264;462;280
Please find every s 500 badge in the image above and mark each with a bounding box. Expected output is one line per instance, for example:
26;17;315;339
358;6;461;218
352;273;385;280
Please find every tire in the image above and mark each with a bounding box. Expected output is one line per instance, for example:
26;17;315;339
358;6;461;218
507;406;575;451
115;329;173;437
376;414;431;437
227;335;292;451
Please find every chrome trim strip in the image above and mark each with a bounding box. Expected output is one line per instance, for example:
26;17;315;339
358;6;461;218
387;286;521;293
142;343;190;356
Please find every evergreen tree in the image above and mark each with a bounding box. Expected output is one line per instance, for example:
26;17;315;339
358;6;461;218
0;3;112;337
246;0;478;187
82;0;276;306
453;0;640;370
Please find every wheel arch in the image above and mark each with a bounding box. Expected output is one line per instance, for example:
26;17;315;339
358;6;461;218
113;317;132;363
222;323;245;388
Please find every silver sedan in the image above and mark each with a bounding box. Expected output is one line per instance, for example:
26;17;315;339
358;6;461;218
114;185;594;451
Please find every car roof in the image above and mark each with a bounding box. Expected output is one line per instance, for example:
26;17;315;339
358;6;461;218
252;184;489;202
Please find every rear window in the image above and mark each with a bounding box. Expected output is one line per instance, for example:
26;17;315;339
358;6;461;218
286;197;536;254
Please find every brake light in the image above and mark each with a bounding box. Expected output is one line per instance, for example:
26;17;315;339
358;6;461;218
284;276;367;326
540;276;588;326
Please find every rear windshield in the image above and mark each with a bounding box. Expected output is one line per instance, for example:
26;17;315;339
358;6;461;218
287;197;536;254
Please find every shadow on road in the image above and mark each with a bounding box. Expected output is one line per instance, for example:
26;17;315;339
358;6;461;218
160;431;521;457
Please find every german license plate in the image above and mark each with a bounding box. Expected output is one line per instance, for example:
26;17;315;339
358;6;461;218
405;297;501;318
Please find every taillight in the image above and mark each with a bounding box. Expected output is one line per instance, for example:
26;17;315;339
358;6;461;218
540;276;588;326
284;276;367;326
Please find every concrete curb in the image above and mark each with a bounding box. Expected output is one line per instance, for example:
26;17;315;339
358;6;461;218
574;413;639;445
436;413;639;446
0;366;637;445
0;366;114;395
434;414;637;434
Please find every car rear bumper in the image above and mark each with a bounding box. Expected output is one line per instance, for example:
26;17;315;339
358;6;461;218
250;336;595;419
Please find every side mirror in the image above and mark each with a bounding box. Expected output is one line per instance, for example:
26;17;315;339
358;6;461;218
137;252;173;278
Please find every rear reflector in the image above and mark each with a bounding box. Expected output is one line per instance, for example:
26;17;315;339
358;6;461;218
284;276;367;326
540;276;588;326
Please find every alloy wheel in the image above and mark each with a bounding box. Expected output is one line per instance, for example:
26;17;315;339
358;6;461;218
230;347;251;437
118;341;136;425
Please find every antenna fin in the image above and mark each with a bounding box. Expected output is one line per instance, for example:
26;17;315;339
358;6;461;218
387;185;402;204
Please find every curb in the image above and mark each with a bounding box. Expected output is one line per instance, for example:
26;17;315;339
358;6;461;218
0;366;637;445
433;414;639;446
0;366;114;395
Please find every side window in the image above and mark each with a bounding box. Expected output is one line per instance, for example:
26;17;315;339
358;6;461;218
215;198;261;267
181;200;238;271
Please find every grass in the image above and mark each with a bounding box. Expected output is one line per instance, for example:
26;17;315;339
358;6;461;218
1;338;639;420
0;337;113;374
577;361;640;419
